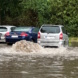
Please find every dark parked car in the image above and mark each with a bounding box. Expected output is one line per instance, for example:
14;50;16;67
5;26;39;44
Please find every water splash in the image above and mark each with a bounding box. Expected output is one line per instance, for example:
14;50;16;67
12;40;45;52
0;40;78;59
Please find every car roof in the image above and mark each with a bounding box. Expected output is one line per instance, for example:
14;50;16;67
17;26;34;27
16;26;36;29
0;25;15;28
41;24;63;27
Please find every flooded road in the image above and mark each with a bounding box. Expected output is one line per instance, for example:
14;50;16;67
0;43;78;78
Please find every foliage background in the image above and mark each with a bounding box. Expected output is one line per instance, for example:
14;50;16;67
0;0;78;36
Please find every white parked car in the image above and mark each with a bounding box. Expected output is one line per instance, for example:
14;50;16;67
37;24;69;47
0;25;15;42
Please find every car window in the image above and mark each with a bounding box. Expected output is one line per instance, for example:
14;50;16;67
11;27;16;31
0;27;7;32
13;27;31;32
40;26;60;33
32;28;39;33
62;27;67;34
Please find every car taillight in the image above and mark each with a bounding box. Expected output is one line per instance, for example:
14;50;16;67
5;32;10;36
59;33;63;40
38;32;40;39
20;32;28;36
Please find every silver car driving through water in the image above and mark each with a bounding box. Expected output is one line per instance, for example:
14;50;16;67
37;24;69;47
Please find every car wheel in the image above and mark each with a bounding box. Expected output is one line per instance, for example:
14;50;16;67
31;39;35;43
7;43;11;45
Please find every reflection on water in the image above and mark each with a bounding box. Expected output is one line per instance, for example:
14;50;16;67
0;47;78;78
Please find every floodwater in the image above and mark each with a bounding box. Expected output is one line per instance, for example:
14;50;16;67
0;42;78;78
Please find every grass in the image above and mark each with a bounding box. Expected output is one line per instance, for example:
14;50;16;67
69;37;78;42
69;37;78;46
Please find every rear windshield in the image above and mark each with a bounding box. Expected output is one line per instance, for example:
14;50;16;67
0;27;7;32
40;26;60;33
13;27;31;32
13;27;30;32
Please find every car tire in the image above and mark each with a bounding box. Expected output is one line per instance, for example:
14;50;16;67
7;43;11;45
31;39;33;42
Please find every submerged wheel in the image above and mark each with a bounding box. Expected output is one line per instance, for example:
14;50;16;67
31;39;35;43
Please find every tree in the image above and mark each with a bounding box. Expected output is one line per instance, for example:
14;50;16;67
0;0;78;36
0;0;22;25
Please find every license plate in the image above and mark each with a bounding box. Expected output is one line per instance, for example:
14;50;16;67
12;35;18;38
47;37;55;39
44;36;55;39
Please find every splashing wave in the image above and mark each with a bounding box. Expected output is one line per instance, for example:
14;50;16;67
0;40;78;59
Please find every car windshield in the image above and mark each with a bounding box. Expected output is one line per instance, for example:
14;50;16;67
13;27;31;32
40;26;60;33
0;27;7;32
